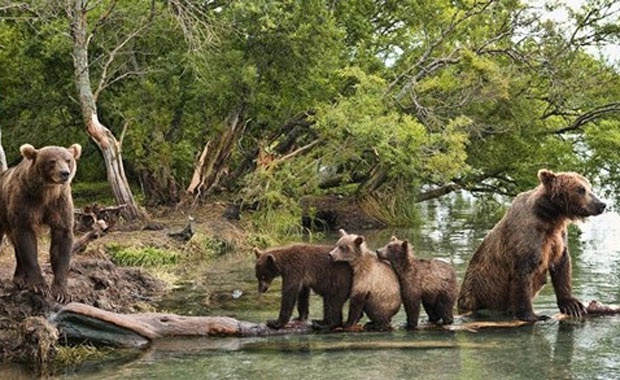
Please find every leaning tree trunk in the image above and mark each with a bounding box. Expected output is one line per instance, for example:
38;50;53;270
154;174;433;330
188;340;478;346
186;106;246;199
70;0;143;221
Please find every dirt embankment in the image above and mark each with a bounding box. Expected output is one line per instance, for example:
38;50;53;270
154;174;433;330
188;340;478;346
0;202;245;373
0;253;166;366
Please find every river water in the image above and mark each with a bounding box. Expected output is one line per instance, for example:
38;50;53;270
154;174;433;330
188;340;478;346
8;194;620;379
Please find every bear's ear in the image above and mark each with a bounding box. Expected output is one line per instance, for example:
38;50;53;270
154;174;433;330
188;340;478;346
354;235;365;247
339;229;348;237
266;254;278;269
401;240;409;252
20;144;37;160
390;235;398;242
253;247;262;259
538;169;556;189
68;144;82;160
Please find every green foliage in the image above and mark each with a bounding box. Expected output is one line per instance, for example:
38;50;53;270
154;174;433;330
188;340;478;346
198;236;235;257
106;244;178;267
1;0;619;215
360;190;421;227
314;67;470;192
71;182;116;207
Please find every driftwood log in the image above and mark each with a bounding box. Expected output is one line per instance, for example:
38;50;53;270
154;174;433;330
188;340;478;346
52;302;314;348
51;300;620;349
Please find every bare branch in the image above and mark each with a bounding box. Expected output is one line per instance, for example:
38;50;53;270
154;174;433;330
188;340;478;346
166;0;218;52
93;1;156;101
554;102;620;134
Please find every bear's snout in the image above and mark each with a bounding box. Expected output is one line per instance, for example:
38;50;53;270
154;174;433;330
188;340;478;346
327;250;335;261
375;249;385;259
59;170;71;182
596;201;607;214
258;281;270;293
588;192;606;215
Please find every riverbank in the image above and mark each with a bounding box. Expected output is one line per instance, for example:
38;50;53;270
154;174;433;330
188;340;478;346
0;201;252;374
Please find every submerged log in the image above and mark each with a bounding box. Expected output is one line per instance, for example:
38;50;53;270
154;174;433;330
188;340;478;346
51;300;620;348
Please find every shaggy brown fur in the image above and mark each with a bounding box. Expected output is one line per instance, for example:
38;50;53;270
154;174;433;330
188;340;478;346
329;229;401;331
376;236;457;329
458;169;606;321
254;244;352;329
0;144;81;302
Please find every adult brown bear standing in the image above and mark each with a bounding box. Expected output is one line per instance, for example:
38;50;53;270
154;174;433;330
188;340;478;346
0;143;81;302
458;169;606;321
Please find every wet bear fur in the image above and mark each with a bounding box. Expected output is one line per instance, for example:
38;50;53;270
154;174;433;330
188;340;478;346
458;169;606;321
376;236;457;329
254;244;352;329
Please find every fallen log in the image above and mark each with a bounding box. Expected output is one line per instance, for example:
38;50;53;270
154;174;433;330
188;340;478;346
72;220;108;254
51;302;314;348
51;300;620;349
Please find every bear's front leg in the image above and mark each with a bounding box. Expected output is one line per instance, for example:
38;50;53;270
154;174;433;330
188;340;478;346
343;292;367;329
404;297;422;330
267;281;299;329
50;227;73;303
550;247;586;317
12;229;49;296
11;232;27;288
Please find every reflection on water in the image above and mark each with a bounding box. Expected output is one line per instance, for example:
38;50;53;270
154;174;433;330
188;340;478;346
7;193;620;379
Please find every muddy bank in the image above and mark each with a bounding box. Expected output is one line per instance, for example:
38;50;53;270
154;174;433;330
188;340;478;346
0;201;245;373
0;253;166;371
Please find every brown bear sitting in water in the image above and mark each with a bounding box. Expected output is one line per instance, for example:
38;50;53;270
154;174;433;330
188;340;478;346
376;236;457;329
0;143;81;302
328;229;401;331
254;244;352;329
458;169;606;321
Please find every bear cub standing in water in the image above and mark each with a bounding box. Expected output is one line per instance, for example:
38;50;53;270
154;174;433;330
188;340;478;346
0;143;81;302
376;236;457;329
254;244;352;329
329;229;401;331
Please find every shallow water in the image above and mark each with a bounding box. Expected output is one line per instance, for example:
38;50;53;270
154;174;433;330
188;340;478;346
10;194;620;379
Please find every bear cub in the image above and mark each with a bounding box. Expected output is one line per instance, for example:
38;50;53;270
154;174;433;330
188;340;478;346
0;143;81;302
329;229;401;331
376;236;457;329
254;244;352;329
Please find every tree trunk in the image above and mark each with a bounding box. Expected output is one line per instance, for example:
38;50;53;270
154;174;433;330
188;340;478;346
0;128;7;171
186;106;246;199
139;169;179;206
224;111;314;191
70;0;143;221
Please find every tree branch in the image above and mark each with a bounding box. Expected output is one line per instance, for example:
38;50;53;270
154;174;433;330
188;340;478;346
554;102;620;134
93;1;156;101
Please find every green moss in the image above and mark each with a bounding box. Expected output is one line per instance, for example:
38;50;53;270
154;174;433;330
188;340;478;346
106;244;179;267
199;236;235;257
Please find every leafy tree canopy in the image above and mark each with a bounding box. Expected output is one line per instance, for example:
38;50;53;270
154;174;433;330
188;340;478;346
0;0;618;212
